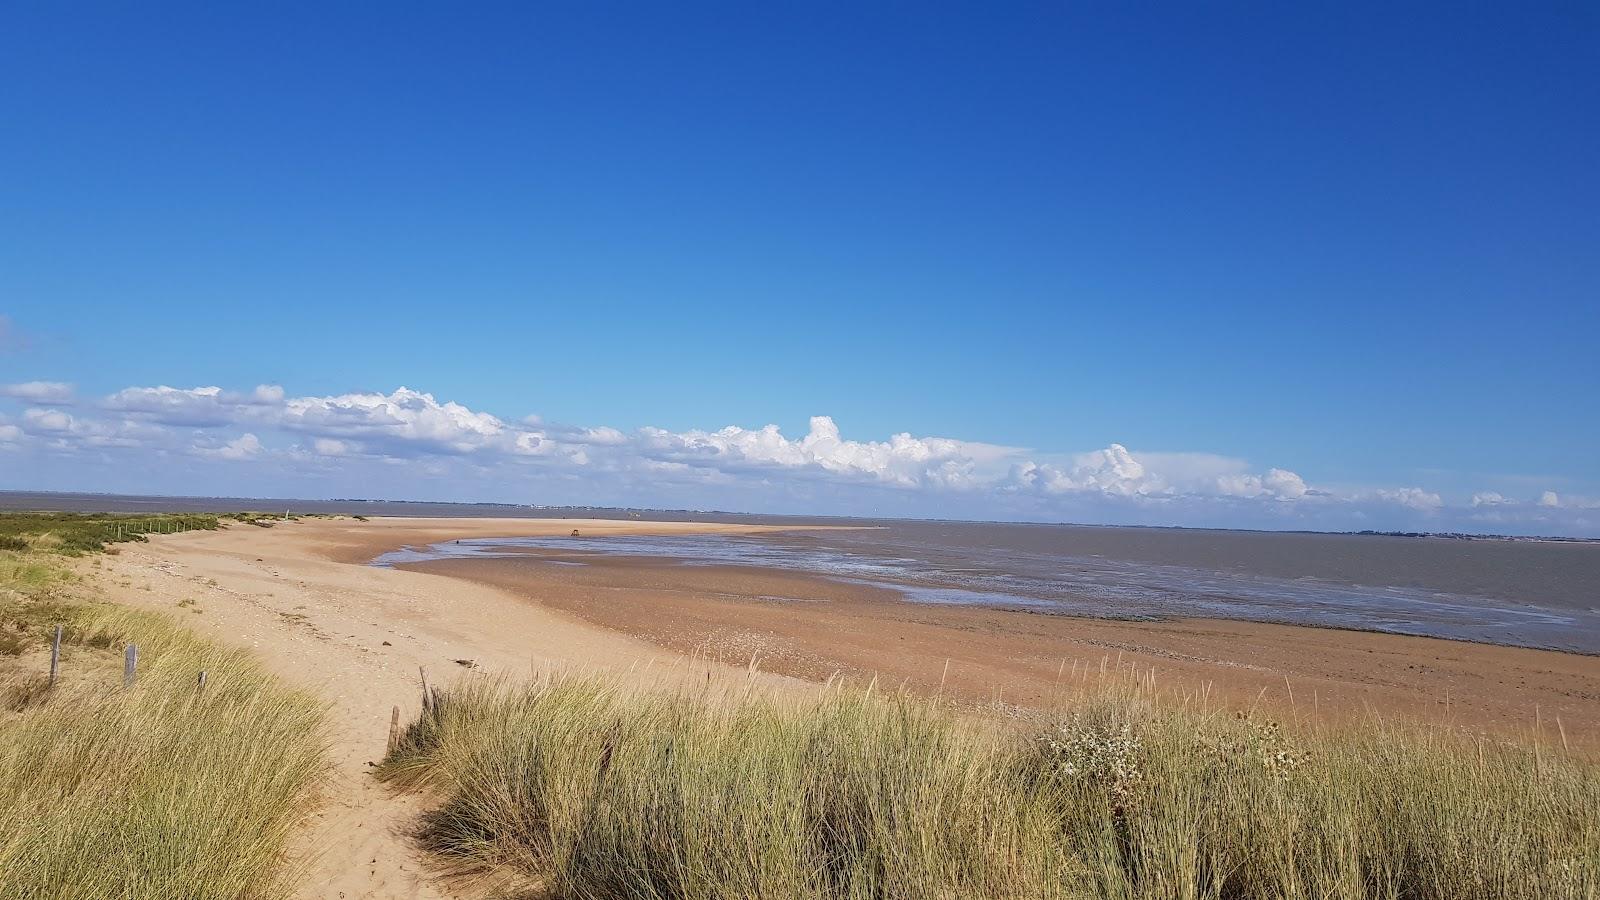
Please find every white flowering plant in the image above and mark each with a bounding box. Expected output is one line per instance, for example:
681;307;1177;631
1035;714;1146;818
1198;711;1312;781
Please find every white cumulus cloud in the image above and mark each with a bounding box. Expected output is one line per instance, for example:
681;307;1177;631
1375;487;1444;511
21;407;75;433
277;387;505;455
1216;468;1310;500
195;433;263;461
21;406;171;448
636;415;999;489
1008;444;1158;497
1006;445;1311;504
6;377;1596;536
1;381;74;404
104;385;246;427
313;437;355;457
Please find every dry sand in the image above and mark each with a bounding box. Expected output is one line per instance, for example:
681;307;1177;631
84;515;1600;898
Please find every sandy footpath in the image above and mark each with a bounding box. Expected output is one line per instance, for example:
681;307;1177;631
86;517;810;900
81;515;1600;898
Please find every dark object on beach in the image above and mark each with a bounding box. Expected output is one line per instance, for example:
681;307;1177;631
454;658;476;668
382;641;392;646
571;529;581;537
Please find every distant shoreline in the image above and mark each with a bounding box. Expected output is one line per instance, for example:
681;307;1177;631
3;489;1596;544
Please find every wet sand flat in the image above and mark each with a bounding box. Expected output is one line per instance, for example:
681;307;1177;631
404;551;1600;745
316;515;849;564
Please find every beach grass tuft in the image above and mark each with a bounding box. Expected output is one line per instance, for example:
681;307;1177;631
0;544;327;899
382;672;1600;900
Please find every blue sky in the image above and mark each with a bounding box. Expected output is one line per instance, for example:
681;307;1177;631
2;3;1597;534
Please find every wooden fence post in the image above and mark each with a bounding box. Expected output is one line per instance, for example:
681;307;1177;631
197;670;208;690
123;644;138;687
419;667;431;713
49;625;62;686
388;705;402;753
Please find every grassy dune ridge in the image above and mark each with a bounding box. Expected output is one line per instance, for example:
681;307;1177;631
383;673;1600;900
0;530;327;899
0;510;344;556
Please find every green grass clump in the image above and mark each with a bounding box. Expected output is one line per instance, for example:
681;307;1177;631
0;550;82;657
0;512;223;555
0;511;351;554
383;675;1599;900
0;550;327;899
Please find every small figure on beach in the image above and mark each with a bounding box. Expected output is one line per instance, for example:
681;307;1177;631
571;529;581;537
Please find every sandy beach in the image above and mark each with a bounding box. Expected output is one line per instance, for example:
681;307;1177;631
87;515;1600;898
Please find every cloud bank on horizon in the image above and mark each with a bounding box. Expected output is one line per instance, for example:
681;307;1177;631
2;381;1595;536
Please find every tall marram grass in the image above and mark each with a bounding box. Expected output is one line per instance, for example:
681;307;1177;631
0;558;326;899
383;674;1599;900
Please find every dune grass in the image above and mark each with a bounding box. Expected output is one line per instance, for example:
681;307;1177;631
0;511;225;555
0;509;344;556
0;547;326;899
382;673;1599;900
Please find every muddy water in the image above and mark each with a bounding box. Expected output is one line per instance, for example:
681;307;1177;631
374;521;1600;654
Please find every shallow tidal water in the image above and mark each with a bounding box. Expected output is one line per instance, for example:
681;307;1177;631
375;521;1600;654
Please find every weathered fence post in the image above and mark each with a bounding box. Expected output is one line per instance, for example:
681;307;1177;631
49;625;62;686
197;670;208;690
123;644;138;687
419;666;431;713
388;705;402;753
